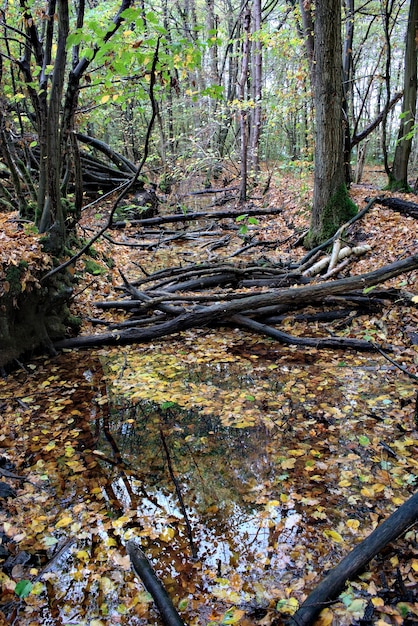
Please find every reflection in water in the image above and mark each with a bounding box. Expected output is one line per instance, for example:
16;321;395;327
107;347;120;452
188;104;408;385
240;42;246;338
93;349;416;621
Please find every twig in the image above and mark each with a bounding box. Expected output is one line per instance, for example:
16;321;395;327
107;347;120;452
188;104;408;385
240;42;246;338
372;344;418;382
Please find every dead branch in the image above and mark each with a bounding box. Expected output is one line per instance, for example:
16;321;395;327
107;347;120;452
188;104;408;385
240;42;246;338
110;206;282;228
299;196;378;267
232;314;375;350
288;490;418;626
376;196;418;218
54;254;418;351
126;541;186;626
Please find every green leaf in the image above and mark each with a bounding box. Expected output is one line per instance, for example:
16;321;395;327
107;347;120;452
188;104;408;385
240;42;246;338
161;401;177;410
15;580;33;598
178;598;189;611
358;435;370;447
362;285;376;294
235;214;248;222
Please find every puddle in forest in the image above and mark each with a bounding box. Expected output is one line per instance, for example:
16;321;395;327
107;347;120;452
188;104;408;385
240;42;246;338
4;344;415;625
91;341;417;621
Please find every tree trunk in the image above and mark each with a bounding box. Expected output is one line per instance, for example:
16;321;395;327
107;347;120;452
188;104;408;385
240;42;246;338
249;0;262;175
389;0;418;191
306;0;357;248
238;7;251;203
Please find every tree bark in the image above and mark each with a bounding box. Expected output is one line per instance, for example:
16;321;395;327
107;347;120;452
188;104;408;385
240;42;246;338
308;0;357;247
389;0;418;191
238;7;251;203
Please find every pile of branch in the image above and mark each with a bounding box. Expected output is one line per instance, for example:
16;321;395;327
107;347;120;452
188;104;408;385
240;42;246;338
55;254;418;353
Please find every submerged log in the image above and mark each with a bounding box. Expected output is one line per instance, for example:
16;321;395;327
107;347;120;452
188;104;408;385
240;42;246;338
288;490;418;626
126;541;186;626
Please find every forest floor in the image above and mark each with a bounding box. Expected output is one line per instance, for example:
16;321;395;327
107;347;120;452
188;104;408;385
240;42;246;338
0;165;417;626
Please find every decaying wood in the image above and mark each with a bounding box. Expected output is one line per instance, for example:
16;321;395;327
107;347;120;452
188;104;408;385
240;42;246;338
110;206;282;228
298;196;378;267
376;196;418;218
302;244;371;277
232;314;375;350
288;490;418;626
126;541;186;626
54;254;418;351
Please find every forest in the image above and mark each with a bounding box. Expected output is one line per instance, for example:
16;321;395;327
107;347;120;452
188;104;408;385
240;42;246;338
0;0;417;625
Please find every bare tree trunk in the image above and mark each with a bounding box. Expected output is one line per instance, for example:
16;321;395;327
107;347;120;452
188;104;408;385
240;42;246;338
249;0;262;175
342;0;354;184
39;0;69;237
298;0;315;88
389;0;418;190
238;7;251;203
206;0;219;85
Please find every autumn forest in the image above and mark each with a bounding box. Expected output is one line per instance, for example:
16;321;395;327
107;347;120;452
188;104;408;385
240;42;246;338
0;0;418;625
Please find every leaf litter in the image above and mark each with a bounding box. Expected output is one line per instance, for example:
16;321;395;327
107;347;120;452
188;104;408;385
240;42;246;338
0;170;417;625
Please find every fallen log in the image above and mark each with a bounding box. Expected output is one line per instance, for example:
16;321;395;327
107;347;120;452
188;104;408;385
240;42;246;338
232;314;376;351
110;206;282;228
54;254;418;351
126;541;186;626
288;490;418;626
376;196;418;218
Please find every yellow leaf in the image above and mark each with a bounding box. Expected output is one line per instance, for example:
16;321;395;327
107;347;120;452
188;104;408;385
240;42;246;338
56;516;72;528
101;95;110;104
316;608;334;625
222;608;246;623
372;597;385;607
99;577;115;594
411;295;418;303
323;529;343;543
105;537;117;547
159;527;175;542
112;516;131;529
76;550;89;563
281;458;297;470
289;449;305;457
276;597;299;615
339;479;351;487
31;582;44;595
411;559;418;572
346;519;360;531
44;440;56;451
265;500;281;510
